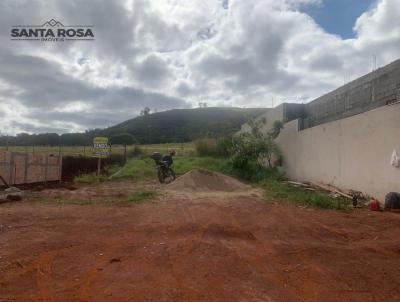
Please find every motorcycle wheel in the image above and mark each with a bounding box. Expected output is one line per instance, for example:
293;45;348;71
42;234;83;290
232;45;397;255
164;168;176;184
157;169;165;183
170;169;176;180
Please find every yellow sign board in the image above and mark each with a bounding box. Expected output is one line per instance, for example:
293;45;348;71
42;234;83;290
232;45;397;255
93;137;109;157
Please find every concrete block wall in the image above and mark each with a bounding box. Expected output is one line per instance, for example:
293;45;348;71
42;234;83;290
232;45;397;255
301;59;400;129
239;59;400;201
276;103;400;201
0;152;61;185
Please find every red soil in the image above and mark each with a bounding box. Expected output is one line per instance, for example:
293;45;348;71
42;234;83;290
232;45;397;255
1;181;400;301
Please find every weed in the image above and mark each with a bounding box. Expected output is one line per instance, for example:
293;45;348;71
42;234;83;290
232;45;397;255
260;179;349;210
74;173;107;184
111;156;231;181
51;198;95;206
127;190;157;203
74;155;349;210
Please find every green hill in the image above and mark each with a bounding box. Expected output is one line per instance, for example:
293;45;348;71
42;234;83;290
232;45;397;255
104;107;268;144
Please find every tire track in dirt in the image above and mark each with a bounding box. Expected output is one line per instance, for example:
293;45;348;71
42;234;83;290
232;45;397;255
162;203;206;300
77;235;129;301
36;252;56;302
3;181;400;301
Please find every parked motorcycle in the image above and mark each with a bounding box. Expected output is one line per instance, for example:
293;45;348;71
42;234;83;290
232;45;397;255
151;152;176;183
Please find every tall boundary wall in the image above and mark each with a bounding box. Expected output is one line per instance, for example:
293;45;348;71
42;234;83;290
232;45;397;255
276;103;400;201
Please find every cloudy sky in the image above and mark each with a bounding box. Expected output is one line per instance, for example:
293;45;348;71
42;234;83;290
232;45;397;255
0;0;399;134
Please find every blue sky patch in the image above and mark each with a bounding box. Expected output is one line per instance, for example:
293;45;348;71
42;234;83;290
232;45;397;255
300;0;376;39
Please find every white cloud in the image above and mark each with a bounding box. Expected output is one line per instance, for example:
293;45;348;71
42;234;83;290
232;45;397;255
0;0;399;134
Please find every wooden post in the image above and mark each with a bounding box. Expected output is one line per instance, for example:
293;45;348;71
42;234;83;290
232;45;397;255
44;152;48;184
14;162;17;184
97;156;101;182
9;153;14;185
59;154;63;183
124;144;127;164
24;153;28;184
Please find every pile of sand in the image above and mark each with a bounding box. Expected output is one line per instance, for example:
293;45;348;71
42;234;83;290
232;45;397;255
167;169;251;192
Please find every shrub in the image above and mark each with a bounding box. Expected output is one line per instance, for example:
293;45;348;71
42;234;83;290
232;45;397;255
194;137;233;157
216;136;233;157
230;118;284;179
229;159;281;182
194;138;217;156
127;145;143;158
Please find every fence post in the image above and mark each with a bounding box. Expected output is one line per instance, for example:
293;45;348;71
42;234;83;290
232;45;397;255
44;152;48;184
97;156;101;182
59;154;63;183
9;153;14;185
24;153;28;183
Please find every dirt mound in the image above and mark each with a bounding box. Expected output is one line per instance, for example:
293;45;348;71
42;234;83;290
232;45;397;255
167;169;251;192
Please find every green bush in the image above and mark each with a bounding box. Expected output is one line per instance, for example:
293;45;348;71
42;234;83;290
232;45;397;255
216;136;233;157
194;136;233;157
127;145;144;158
194;138;218;156
228;159;281;182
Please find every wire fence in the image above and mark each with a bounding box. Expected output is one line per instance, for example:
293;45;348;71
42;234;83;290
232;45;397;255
0;143;196;157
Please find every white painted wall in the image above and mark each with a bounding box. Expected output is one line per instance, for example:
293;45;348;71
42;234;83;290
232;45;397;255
276;103;400;201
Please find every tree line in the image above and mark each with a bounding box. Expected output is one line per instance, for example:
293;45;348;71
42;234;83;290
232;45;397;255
0;131;140;147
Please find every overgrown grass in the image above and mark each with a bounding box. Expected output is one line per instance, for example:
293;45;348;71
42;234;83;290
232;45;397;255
111;156;231;181
260;178;349;210
74;155;349;210
49;197;96;206
127;190;157;203
173;156;230;175
74;173;106;184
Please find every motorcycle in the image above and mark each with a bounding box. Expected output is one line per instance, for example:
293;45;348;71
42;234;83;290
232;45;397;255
151;152;176;183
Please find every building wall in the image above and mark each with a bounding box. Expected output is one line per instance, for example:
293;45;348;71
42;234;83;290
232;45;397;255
300;59;400;129
276;103;400;200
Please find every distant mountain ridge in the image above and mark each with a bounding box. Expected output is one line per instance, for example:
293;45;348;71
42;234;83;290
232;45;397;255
103;107;268;144
0;107;268;146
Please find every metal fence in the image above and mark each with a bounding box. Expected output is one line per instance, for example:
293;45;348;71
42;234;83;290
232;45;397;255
0;143;196;157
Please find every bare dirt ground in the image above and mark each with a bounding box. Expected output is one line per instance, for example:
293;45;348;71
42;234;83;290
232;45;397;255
1;179;400;302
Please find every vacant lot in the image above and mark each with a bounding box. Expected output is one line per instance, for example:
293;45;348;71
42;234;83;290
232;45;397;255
1;180;400;302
